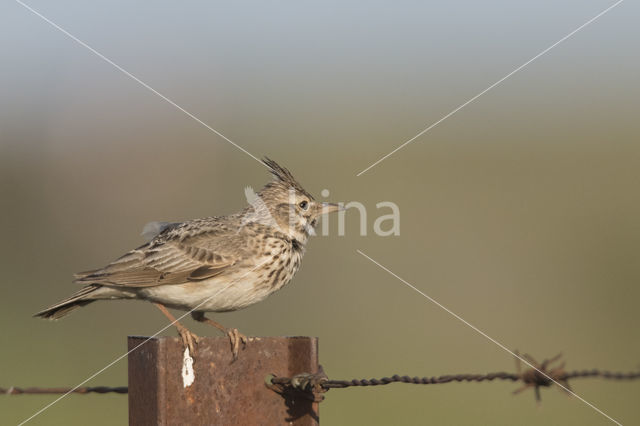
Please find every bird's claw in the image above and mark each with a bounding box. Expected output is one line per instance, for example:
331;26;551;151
178;326;199;355
226;328;248;360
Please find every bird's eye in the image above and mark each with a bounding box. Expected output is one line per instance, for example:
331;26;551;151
298;200;309;210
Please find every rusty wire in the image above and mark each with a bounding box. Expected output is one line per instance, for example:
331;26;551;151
268;369;640;402
3;353;639;404
1;386;127;395
268;354;640;403
314;369;640;389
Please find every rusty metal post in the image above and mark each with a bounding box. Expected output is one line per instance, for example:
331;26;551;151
128;336;319;425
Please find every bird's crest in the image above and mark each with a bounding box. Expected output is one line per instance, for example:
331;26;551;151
262;157;313;200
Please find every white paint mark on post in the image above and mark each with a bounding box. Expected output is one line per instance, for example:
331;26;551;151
181;348;195;388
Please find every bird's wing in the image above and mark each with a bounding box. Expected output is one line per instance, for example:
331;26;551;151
140;221;180;242
74;227;245;287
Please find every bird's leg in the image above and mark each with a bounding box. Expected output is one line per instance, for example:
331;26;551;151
191;311;247;360
153;303;199;354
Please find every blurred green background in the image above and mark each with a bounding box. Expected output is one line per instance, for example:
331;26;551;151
1;1;639;424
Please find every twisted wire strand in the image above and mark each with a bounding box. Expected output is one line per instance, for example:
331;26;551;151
321;370;640;389
2;369;638;395
268;365;640;402
322;372;521;388
563;370;640;381
2;386;127;395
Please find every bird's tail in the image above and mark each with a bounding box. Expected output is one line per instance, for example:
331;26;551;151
34;285;101;320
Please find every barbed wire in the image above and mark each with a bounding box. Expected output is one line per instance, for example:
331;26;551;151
1;386;127;395
3;353;639;404
268;353;640;403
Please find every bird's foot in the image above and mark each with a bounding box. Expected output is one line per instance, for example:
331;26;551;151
190;312;247;360
177;324;199;355
226;328;248;360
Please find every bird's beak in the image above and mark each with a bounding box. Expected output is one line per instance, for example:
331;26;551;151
319;202;341;215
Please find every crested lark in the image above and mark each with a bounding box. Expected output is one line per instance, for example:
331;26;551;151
35;158;340;358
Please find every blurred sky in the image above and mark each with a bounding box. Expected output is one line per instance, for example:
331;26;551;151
1;1;639;425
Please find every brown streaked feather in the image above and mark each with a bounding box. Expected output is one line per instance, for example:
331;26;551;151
74;228;241;288
73;243;151;279
34;284;100;320
187;265;229;281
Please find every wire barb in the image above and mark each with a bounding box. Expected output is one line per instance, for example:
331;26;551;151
269;365;330;402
